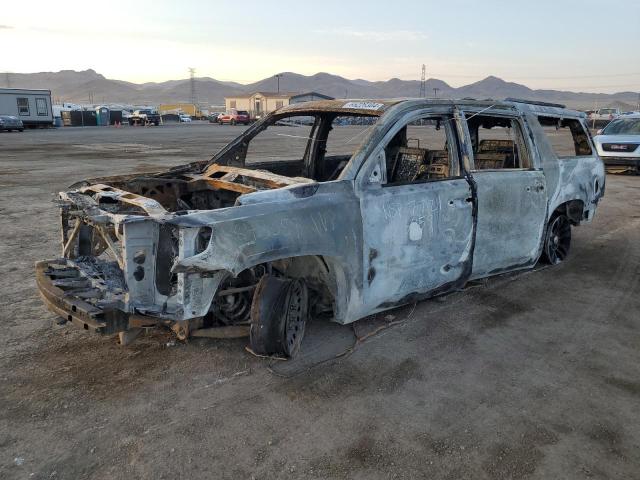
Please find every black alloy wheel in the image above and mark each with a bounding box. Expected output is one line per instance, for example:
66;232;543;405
542;213;571;264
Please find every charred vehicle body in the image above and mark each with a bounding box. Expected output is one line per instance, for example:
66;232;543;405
36;99;605;356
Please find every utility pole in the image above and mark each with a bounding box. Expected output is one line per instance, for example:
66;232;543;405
419;64;426;98
433;87;440;99
637;93;640;111
5;72;10;88
275;73;283;93
189;67;197;106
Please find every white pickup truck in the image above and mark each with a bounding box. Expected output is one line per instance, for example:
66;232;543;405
587;108;620;128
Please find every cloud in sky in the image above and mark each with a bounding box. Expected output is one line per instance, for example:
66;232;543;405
314;28;428;42
0;25;14;29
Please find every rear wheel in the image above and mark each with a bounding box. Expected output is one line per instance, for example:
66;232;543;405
249;275;308;357
542;213;571;264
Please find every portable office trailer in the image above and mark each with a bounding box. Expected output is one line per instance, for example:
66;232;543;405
0;88;54;127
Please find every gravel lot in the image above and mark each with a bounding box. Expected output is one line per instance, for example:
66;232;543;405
1;123;639;480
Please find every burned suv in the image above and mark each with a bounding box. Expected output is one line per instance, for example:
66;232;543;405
36;99;605;356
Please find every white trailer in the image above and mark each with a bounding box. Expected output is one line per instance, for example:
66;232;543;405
0;88;54;127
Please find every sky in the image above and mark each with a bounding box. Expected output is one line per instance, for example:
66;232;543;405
1;0;639;93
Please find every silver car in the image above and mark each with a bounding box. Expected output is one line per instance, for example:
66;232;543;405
0;115;24;132
36;99;605;356
593;114;640;174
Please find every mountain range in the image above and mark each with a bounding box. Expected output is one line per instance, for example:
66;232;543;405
3;69;638;111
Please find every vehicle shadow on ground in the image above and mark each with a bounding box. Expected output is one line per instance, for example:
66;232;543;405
269;264;549;377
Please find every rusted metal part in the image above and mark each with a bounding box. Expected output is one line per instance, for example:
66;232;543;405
118;328;143;346
191;326;250;338
36;98;605;351
62;219;82;257
80;184;168;216
35;260;108;333
94;225;124;269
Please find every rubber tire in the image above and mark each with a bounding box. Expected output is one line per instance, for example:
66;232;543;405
542;213;571;264
250;275;308;358
18;128;24;132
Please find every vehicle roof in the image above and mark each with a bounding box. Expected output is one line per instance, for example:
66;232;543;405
277;98;585;118
0;87;52;95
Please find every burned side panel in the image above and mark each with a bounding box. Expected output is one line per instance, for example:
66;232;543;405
359;178;474;316
470;170;547;278
170;181;364;323
524;110;605;223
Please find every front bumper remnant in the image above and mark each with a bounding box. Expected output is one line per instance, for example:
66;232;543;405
35;259;129;335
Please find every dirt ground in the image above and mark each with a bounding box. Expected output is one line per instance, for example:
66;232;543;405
1;123;639;480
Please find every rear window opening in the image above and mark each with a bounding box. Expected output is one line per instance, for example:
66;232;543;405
466;114;531;170
537;116;592;157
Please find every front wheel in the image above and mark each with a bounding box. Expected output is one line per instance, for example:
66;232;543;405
542;213;571;264
250;275;308;358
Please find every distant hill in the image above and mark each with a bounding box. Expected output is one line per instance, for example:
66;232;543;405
2;69;638;111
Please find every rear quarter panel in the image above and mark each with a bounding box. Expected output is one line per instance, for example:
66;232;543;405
525;112;605;222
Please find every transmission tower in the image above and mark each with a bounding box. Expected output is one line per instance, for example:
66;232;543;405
419;64;426;98
189;67;197;105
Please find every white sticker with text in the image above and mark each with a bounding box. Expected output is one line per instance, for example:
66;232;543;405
342;101;384;110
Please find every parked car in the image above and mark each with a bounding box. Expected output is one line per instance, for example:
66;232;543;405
0;115;24;132
593;113;640;174
218;109;250;125
36;99;604;357
179;114;192;123
129;109;161;126
208;113;222;123
587;108;620;128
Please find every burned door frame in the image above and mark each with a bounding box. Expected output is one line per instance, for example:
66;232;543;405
354;107;476;314
461;108;548;278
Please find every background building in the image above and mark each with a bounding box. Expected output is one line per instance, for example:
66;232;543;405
224;91;333;118
0;88;54;127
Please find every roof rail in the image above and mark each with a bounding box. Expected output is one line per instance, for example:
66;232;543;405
504;98;566;109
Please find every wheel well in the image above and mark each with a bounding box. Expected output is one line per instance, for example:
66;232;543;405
207;255;342;327
553;199;584;225
269;255;340;318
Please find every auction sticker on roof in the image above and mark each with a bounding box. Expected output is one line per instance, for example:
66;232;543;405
342;102;384;110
